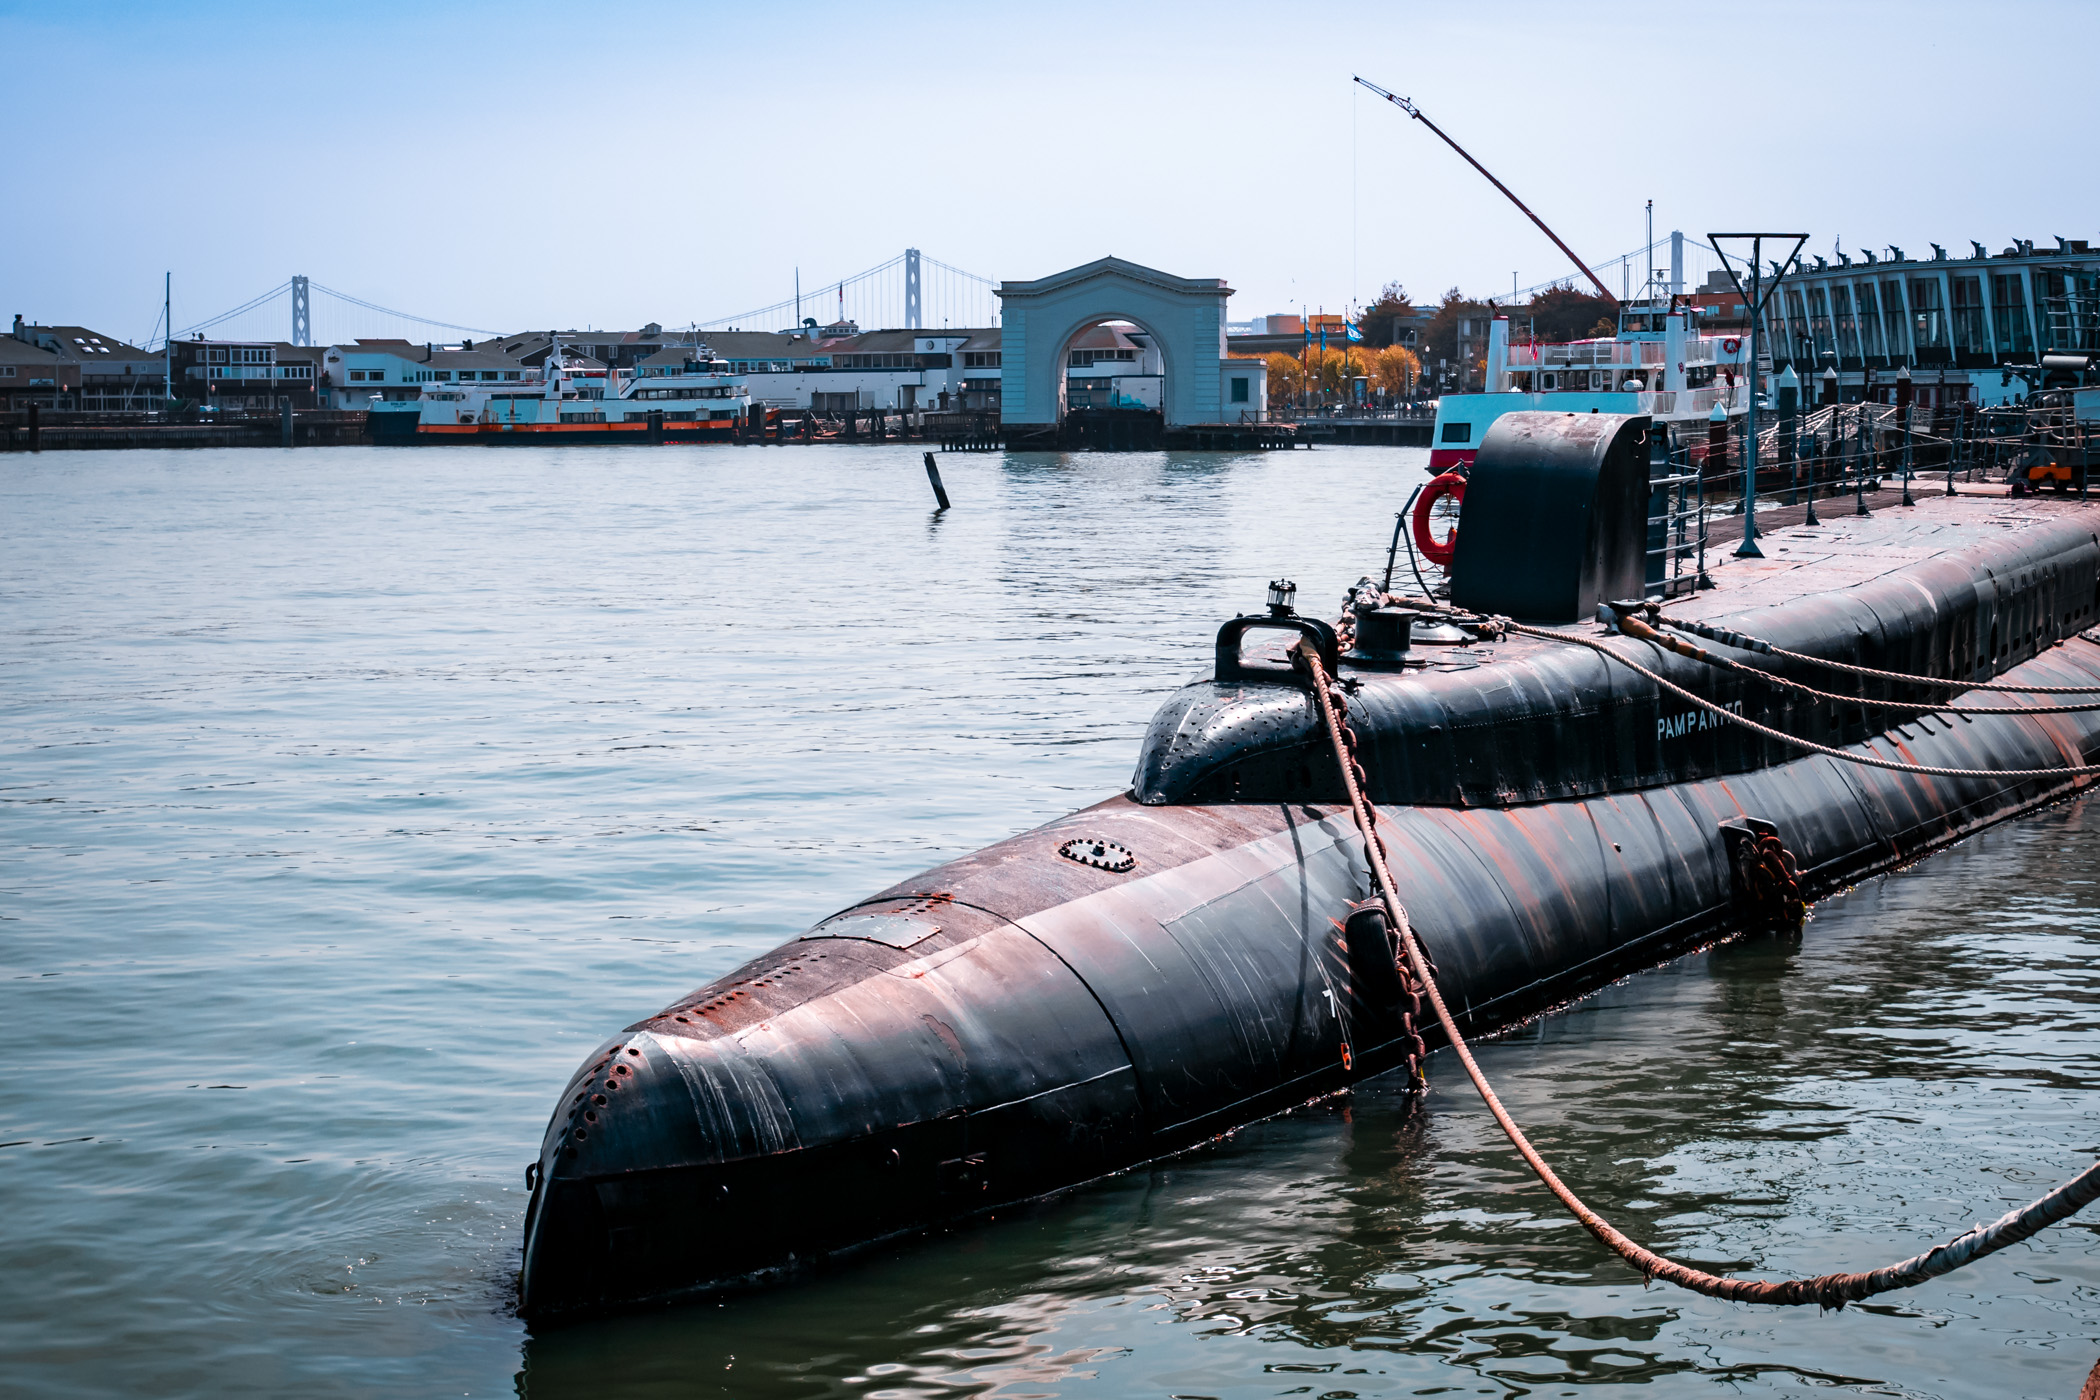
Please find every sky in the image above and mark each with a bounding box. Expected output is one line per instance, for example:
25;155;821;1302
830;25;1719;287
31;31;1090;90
5;0;2096;346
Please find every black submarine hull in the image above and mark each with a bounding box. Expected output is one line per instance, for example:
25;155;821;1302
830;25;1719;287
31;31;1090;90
518;411;2100;1320
518;604;2100;1316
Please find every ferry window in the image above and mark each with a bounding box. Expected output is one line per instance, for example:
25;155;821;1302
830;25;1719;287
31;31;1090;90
1441;422;1471;443
1230;377;1249;403
504;371;520;380
435;371;450;381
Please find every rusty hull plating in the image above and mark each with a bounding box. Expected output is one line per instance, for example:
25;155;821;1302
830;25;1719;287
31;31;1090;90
519;510;2100;1321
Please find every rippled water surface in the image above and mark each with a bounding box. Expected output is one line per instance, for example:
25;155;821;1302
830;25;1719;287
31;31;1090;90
7;444;2100;1398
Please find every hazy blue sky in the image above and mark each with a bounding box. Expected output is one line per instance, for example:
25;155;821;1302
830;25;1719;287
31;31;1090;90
5;0;2095;344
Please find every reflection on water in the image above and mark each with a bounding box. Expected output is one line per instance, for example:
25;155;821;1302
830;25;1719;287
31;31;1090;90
5;445;2100;1398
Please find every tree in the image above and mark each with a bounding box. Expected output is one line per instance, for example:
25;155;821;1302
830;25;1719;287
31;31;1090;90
1370;344;1421;396
1264;352;1304;405
1359;280;1415;349
1522;283;1619;344
1422;287;1493;384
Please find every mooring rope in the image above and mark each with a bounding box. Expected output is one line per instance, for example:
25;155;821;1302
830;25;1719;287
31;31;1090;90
1295;642;2100;1307
1657;614;2100;694
1493;617;2092;781
1625;614;2100;717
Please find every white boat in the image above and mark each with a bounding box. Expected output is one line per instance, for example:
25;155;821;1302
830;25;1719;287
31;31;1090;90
1429;303;1753;473
371;343;756;444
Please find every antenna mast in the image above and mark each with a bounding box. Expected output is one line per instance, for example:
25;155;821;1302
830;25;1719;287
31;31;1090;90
1354;75;1618;307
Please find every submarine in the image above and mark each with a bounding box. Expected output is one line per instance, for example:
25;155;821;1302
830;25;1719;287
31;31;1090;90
517;411;2100;1320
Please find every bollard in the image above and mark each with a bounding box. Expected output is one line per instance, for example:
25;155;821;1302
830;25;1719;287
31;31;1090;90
922;451;952;511
1776;367;1799;506
648;409;664;445
28;401;40;453
281;398;294;448
1706;403;1729;492
1820;363;1839;408
1854;408;1871;517
748;403;766;443
1803;432;1822;527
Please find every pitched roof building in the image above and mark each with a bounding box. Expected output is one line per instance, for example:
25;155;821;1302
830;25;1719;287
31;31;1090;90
7;316;166;411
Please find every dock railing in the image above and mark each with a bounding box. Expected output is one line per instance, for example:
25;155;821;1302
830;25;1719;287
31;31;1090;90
1688;394;2094;512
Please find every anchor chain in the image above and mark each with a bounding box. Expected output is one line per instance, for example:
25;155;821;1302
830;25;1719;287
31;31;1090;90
1319;672;1432;1088
1728;826;1806;932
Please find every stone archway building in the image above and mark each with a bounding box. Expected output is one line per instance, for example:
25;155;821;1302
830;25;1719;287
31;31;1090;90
995;257;1265;436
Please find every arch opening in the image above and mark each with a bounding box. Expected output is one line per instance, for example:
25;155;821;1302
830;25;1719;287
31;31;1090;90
1053;315;1169;450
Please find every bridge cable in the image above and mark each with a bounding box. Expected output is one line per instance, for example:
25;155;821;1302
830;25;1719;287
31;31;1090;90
1295;641;2100;1308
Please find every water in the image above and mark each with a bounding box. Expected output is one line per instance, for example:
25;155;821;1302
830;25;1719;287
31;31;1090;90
5;444;2100;1399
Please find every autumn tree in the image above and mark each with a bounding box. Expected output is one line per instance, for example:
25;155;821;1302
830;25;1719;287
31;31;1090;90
1370;344;1421;396
1264;352;1303;405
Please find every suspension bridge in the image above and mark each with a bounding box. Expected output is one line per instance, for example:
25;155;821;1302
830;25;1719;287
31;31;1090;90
146;249;1005;352
1505;233;1734;306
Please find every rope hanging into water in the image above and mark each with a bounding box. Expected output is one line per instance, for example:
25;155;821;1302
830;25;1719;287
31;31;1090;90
1624;616;2100;717
1294;642;2100;1308
1657;614;2100;694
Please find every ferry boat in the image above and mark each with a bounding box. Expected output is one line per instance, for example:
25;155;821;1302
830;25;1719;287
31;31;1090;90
370;344;756;444
1429;301;1752;473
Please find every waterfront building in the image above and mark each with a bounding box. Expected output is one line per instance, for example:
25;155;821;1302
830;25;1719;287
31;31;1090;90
1064;323;1163;412
740;329;981;413
957;329;1001;412
5;317;165;411
170;336;323;409
480;325;682;371
1762;236;2100;406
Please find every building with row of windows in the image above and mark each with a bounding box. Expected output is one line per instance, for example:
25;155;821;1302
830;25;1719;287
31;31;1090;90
1761;237;2100;406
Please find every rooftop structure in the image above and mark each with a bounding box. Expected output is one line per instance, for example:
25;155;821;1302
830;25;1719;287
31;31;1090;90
6;316;165;411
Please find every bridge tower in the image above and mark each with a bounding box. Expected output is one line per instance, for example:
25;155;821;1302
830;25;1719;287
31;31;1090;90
291;276;312;347
905;249;921;330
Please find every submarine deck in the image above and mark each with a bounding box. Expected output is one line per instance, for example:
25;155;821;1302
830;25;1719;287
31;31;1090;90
1678;492;2098;617
1415;491;2100;662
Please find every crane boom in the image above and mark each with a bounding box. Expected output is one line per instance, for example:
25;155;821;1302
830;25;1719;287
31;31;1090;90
1354;75;1618;307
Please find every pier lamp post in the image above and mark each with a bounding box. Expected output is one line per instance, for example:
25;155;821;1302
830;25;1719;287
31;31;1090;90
1709;232;1808;560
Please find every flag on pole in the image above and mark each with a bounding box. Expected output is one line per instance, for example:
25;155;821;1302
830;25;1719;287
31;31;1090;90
1345;320;1364;343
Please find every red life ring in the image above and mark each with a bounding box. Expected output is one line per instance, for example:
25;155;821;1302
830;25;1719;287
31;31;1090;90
1722;336;1742;354
1412;472;1466;568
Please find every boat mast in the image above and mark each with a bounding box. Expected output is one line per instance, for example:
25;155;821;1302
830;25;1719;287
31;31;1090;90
163;272;171;412
1354;75;1619;308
